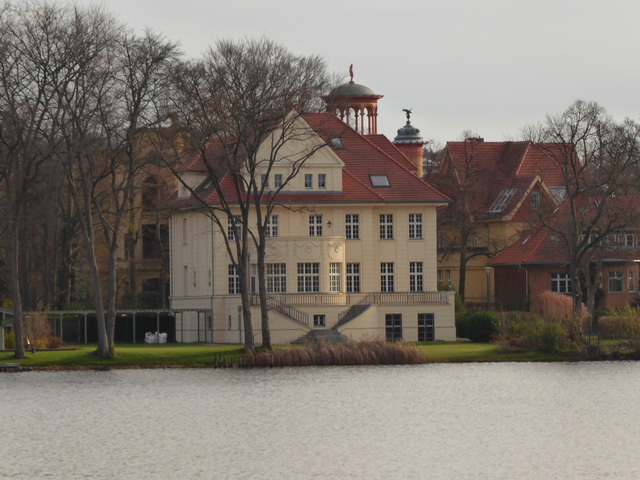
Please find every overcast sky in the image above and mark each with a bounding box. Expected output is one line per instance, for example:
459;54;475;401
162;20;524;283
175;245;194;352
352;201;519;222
75;0;640;145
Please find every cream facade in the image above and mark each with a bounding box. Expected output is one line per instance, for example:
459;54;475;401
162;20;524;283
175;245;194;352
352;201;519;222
168;111;455;344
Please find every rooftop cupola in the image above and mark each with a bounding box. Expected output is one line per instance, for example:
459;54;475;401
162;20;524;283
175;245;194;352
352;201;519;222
393;109;427;178
323;64;383;135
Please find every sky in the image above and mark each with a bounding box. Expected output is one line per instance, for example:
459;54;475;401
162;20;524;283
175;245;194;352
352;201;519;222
74;0;640;146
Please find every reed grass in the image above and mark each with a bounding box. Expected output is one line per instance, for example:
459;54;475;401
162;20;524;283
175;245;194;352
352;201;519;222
242;338;428;367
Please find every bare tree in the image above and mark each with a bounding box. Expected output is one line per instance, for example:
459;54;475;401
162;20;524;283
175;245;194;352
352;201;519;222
170;38;333;351
522;100;640;314
0;2;67;358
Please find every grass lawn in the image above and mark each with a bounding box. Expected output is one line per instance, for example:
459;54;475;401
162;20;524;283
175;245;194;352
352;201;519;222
416;341;566;362
0;341;570;369
0;343;245;368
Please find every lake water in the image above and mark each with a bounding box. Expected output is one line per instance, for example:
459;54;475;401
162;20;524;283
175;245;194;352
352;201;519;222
2;362;640;479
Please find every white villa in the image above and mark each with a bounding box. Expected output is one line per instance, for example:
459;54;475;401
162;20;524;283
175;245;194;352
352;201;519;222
168;79;455;344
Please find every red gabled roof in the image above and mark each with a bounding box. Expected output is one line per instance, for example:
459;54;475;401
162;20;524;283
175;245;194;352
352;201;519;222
173;112;449;206
489;196;640;266
441;140;572;220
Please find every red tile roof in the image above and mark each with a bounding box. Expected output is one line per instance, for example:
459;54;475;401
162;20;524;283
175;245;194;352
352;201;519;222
441;140;573;220
174;112;449;207
489;196;640;266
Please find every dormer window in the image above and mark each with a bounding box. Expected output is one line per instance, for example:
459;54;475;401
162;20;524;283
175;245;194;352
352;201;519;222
370;174;390;188
531;191;540;210
318;173;326;189
329;137;343;149
489;188;517;213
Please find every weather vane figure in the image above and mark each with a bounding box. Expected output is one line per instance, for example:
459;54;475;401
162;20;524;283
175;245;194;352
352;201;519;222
349;64;354;83
403;108;412;121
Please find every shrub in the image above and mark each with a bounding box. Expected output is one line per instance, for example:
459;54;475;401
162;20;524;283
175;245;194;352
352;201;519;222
4;330;15;349
465;311;499;342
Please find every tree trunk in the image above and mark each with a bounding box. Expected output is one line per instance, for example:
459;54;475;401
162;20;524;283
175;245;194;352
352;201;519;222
256;242;271;350
458;248;468;302
10;228;26;360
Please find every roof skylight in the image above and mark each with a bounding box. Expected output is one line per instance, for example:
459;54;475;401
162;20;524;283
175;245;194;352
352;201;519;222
370;174;391;188
488;188;517;213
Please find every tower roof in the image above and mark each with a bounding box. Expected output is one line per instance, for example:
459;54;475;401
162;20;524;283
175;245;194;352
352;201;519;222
393;109;424;144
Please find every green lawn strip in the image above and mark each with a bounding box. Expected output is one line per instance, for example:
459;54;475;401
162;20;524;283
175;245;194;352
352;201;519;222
0;341;577;368
0;344;244;368
416;341;566;362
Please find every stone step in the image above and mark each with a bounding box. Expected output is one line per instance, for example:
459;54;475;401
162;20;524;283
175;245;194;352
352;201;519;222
291;329;350;345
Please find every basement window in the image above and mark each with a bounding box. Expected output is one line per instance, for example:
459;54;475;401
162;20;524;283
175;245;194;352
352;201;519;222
370;174;391;188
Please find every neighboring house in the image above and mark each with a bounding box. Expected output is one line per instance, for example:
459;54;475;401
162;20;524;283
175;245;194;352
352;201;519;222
488;197;640;311
429;139;568;305
168;80;455;344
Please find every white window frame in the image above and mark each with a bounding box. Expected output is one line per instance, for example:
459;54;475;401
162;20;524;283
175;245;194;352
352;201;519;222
227;216;241;241
261;174;269;189
265;215;279;237
228;264;240;294
409;213;423;239
318;173;326;189
313;314;326;327
274;173;283;188
267;263;286;293
304;174;313;189
609;271;624;294
298;262;320;293
489;188;517;213
309;214;323;237
346;263;360;293
329;262;342;293
628;269;637;293
410;261;424;292
380;214;393;240
551;272;572;294
380;262;394;292
345;214;359;240
531;191;541;210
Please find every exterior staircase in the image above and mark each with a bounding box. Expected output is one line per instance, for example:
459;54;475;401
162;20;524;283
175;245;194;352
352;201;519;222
291;329;350;345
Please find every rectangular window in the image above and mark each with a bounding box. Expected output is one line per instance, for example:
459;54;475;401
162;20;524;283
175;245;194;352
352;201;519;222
385;313;402;341
227;216;241;240
609;271;624;293
182;218;188;245
304;174;313;189
628;270;637;293
409;213;423;239
309;214;323;237
345;214;360;240
318;173;326;189
437;270;443;284
418;313;435;342
313;314;326;328
531;191;541;210
267;263;286;293
266;215;279;237
380;214;393;239
183;265;188;295
274;174;283;188
620;234;635;247
410;261;424;292
346;263;360;293
551;272;572;294
330;262;342;293
297;262;320;292
142;224;168;259
489;188;517;213
261;174;269;188
381;262;394;292
228;265;240;294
